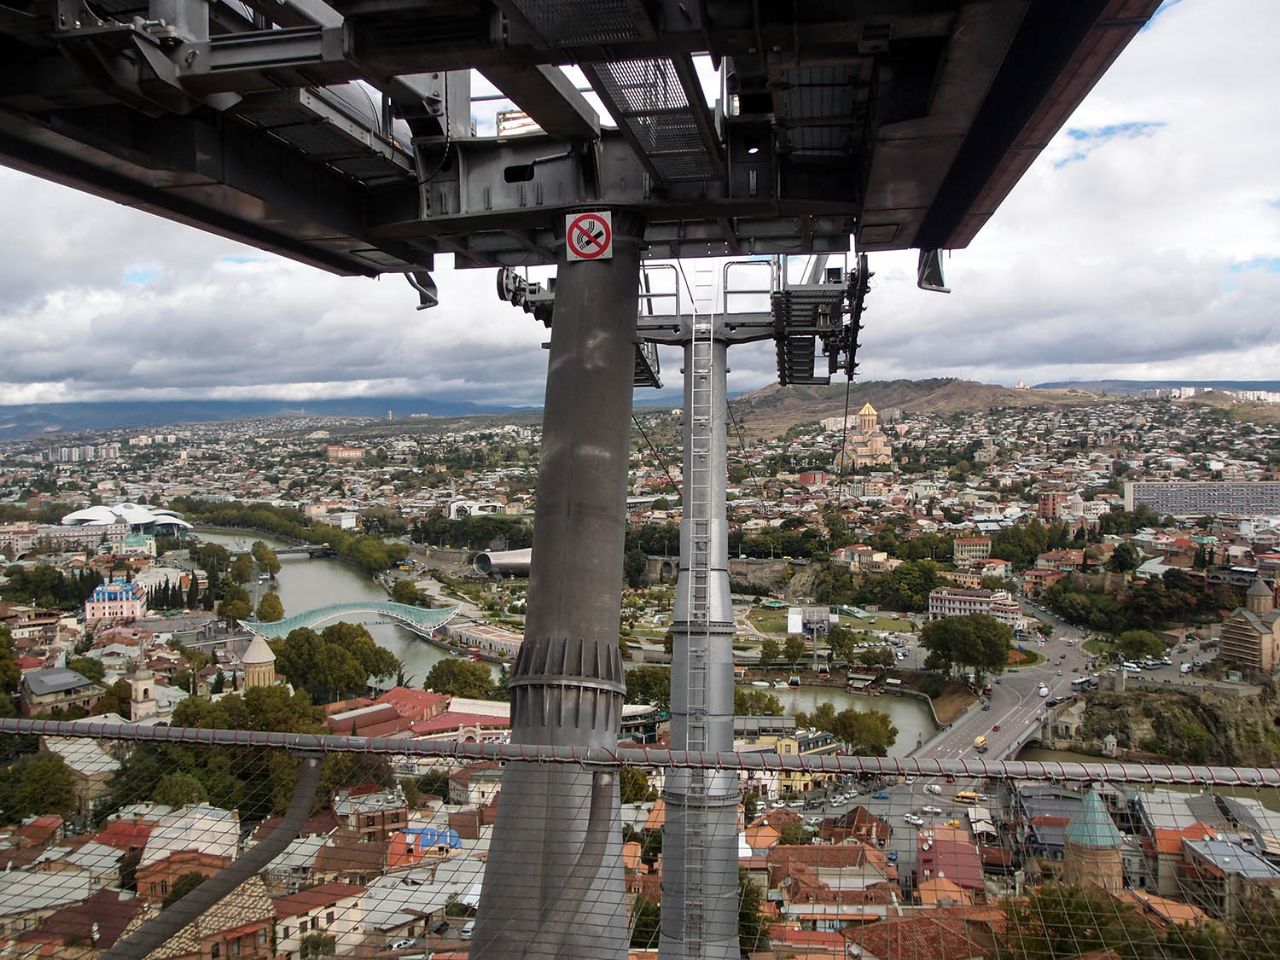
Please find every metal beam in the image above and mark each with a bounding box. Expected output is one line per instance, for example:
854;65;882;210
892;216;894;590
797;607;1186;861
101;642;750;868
479;63;600;140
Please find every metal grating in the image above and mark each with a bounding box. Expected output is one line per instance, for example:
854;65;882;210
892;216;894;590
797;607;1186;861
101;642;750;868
509;0;641;46
585;58;721;182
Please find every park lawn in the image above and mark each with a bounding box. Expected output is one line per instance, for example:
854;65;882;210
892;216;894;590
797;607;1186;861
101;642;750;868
749;607;790;634
1083;637;1114;657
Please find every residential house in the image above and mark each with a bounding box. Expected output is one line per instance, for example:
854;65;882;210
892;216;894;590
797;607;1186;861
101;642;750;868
273;882;366;959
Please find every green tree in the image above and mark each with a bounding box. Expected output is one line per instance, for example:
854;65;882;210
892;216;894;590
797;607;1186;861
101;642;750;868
919;614;1011;684
0;752;76;823
256;591;285;622
390;579;421;605
219;596;251;628
1109;541;1142;573
1002;883;1152;960
734;687;784;715
630;898;660;949
250;541;281;579
0;627;20;718
782;635;806;666
777;821;812;845
299;934;336;960
152;772;208;807
1115;629;1165;661
186;577;200;610
625;666;671;711
65;656;105;684
423;660;497;699
623;548;648;589
162;872;208;909
229;553;255;585
759;638;780;665
620;767;655;803
738;869;767;953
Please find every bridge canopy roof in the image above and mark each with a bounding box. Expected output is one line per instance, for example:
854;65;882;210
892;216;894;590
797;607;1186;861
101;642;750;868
242;602;460;640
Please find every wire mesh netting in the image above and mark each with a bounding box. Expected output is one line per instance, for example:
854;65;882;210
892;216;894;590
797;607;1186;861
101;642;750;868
2;719;1280;960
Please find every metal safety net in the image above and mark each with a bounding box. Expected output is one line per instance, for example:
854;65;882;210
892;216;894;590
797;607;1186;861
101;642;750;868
2;719;1280;960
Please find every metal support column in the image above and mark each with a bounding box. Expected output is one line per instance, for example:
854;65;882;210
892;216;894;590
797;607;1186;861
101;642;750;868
660;320;740;960
473;213;644;960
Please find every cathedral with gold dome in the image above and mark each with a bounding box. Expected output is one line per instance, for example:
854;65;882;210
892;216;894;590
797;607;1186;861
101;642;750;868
821;402;893;468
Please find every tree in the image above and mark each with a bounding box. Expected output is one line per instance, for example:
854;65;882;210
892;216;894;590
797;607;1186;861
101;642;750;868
630;898;661;949
0;627;19;718
625;666;671;711
229;553;255;585
250;541;281;579
1002;883;1152;960
759;638;780;666
620;767;655;803
738;869;767;953
390;579;421;605
186;577;200;610
299;934;337;960
782;635;806;666
152;772;208;807
919;614;1011;684
1036;622;1054;638
734;687;784;715
777;821;812;845
1109;541;1142;573
854;646;894;669
219;596;251;627
1115;629;1165;661
162;872;208;909
66;656;105;683
0;752;76;823
256;591;284;622
623;548;648;589
423;660;497;699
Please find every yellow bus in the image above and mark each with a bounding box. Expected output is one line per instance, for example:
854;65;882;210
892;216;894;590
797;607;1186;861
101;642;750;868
953;791;980;805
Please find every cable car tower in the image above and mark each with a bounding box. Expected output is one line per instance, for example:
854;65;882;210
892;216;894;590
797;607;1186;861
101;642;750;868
496;253;869;958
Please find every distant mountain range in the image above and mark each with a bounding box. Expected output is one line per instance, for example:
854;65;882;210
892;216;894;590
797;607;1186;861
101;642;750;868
0;397;531;441
1033;379;1280;394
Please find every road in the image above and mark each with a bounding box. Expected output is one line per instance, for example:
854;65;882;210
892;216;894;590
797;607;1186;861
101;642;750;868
911;603;1095;763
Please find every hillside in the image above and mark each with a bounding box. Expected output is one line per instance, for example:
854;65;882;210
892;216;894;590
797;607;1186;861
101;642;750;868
728;378;1100;437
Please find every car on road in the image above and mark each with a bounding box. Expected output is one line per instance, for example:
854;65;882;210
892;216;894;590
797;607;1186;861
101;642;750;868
805;816;822;826
992;724;1001;732
921;805;943;815
981;702;991;711
994;677;1002;684
388;940;417;951
925;784;943;795
903;813;924;826
904;777;916;785
887;850;898;862
872;791;890;800
1037;683;1049;697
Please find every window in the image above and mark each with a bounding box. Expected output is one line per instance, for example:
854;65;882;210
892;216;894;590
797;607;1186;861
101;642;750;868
160;881;168;894
326;911;334;926
211;946;220;959
255;930;267;946
229;938;242;958
364;816;375;827
150;883;158;895
283;927;290;940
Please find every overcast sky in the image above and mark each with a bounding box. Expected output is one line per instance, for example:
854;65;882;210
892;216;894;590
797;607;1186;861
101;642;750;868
1;0;1276;408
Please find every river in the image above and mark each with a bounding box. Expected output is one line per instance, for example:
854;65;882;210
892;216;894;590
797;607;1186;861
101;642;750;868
195;529;465;687
195;528;936;751
770;686;937;759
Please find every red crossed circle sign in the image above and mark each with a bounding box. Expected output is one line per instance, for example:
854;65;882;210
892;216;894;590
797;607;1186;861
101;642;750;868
566;212;613;260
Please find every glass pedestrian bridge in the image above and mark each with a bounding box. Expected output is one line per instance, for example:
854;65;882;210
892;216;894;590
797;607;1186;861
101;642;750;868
241;601;459;639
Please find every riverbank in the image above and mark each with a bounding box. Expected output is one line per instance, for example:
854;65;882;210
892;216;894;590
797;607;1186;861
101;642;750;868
742;666;975;726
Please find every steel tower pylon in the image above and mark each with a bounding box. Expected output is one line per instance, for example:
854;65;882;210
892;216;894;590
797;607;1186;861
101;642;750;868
660;309;740;960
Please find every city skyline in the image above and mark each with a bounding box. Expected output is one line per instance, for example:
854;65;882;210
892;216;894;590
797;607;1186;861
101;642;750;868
1;0;1276;407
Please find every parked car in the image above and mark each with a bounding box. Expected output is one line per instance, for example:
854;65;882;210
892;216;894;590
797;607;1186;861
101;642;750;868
922;805;943;815
429;920;449;935
461;922;475;941
872;791;890;800
388;940;416;951
887;850;898;862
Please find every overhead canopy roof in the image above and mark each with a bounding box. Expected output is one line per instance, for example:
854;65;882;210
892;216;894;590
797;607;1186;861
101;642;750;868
0;0;1160;277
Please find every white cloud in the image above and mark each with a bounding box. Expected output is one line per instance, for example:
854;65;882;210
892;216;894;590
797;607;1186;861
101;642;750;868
1;0;1277;404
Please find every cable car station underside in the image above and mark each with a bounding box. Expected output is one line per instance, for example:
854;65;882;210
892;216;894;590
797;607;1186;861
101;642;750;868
0;0;1158;281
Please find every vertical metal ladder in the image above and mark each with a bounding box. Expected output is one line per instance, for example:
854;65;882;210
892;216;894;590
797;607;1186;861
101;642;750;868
683;265;716;957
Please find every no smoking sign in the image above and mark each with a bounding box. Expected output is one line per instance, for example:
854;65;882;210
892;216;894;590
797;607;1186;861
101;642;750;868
565;211;613;261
